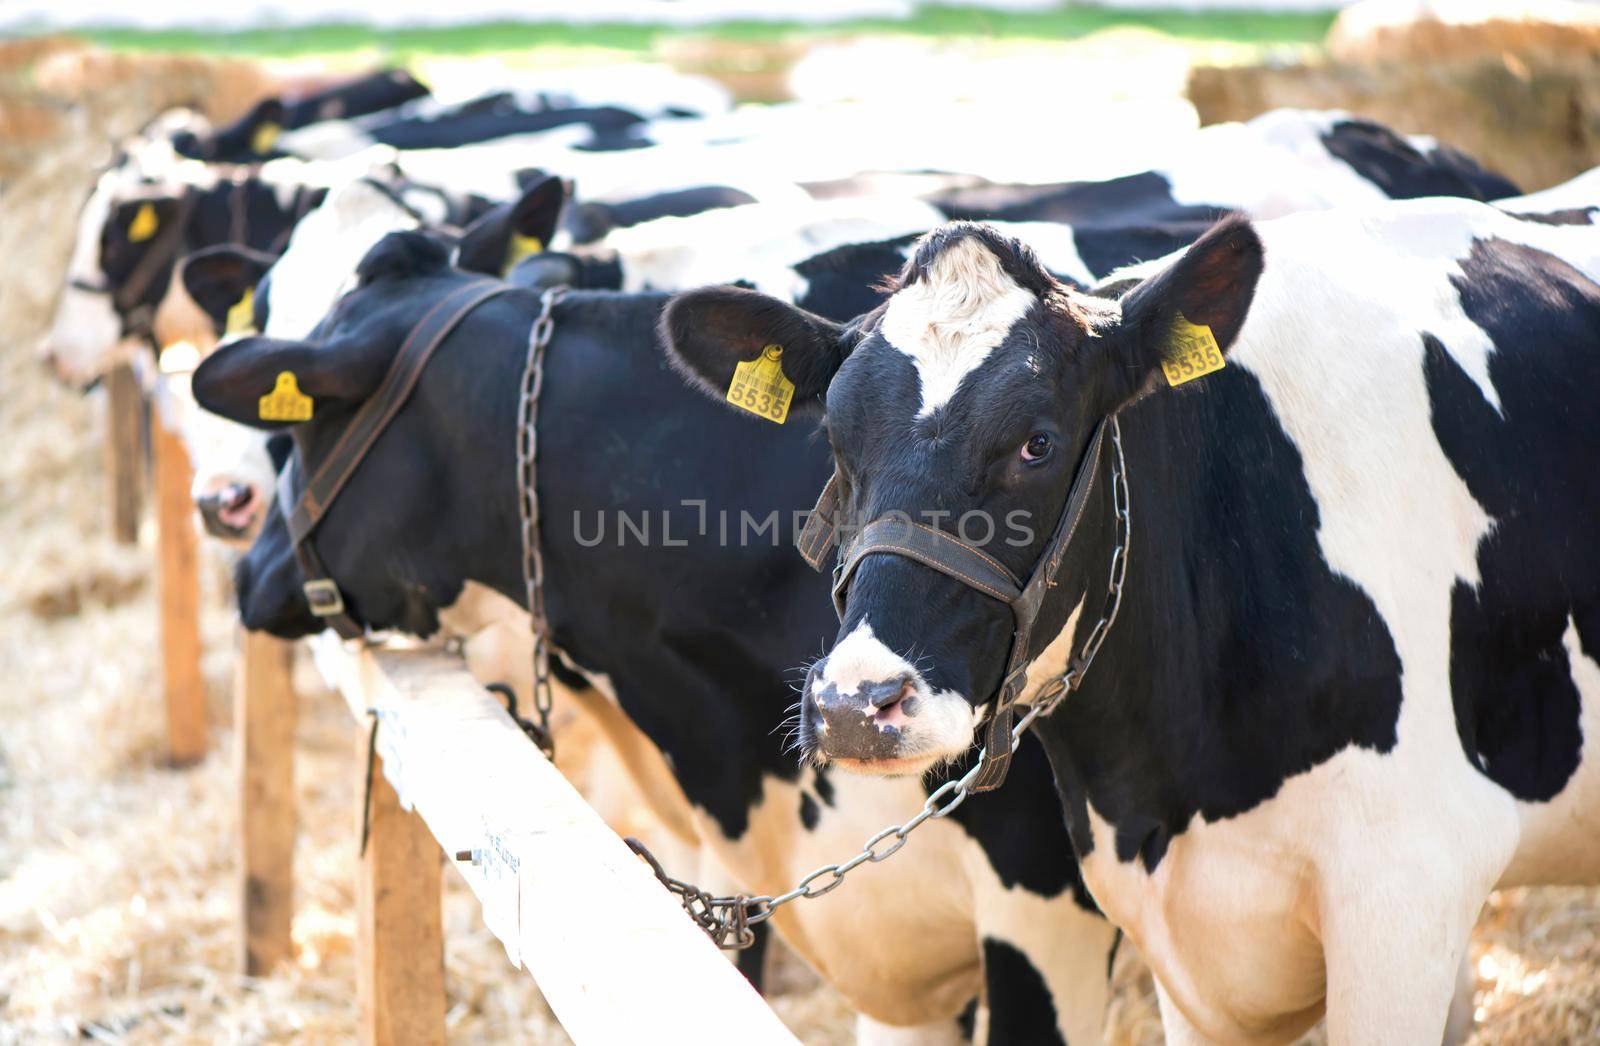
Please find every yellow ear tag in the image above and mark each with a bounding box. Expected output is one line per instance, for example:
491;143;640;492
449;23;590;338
503;233;543;274
726;344;795;424
259;371;314;422
128;203;159;243
1161;314;1226;387
225;288;256;337
251;120;281;154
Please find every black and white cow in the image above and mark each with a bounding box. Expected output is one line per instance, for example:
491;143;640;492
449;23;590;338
175;175;566;541
40;167;331;385
928;110;1518;228
662;199;1600;1043
276;99;653;161
560;185;760;244
171;68;431;162
40;157;501;386
519;221;1211;317
191;233;1120;1043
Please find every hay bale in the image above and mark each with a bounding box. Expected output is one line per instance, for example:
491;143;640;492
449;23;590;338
1188;54;1600;192
1329;0;1600;68
1192;0;1600;194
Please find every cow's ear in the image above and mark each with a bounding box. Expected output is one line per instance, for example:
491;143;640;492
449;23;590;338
1090;214;1263;410
456;176;568;276
230;98;288;158
661;285;849;413
109;194;184;253
181;246;275;333
356;230;452;285
192;333;394;430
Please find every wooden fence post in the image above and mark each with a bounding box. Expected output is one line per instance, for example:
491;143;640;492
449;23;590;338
357;733;445;1046
236;628;297;975
153;412;207;765
105;362;144;544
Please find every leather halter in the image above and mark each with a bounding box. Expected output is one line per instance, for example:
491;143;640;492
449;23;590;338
797;416;1118;791
71;189;199;339
277;278;520;638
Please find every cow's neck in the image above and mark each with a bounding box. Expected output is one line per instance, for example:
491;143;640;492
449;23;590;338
1032;370;1406;874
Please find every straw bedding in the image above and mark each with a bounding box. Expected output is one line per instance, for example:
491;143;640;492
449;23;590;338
0;41;1594;1045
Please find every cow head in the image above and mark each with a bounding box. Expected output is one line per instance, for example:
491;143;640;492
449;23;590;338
175;176;564;544
664;218;1262;776
192;231;506;635
40;168;191;386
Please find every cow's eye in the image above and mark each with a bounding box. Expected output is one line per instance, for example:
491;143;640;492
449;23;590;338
1021;433;1053;462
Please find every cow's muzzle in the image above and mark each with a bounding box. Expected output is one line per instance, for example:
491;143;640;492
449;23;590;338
801;644;976;776
196;482;259;541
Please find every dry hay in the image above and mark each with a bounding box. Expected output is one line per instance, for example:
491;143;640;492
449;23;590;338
1328;0;1600;68
0;42;1596;1046
1188;2;1600;193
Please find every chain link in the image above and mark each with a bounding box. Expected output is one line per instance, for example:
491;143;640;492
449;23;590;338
628;418;1133;950
515;286;567;760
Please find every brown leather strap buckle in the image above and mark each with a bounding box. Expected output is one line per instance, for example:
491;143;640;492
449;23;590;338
796;470;842;571
302;578;346;618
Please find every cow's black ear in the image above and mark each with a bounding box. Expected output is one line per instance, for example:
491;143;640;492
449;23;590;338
192;333;394;430
208;97;288;160
456;176;568;276
181;246;275;334
1090;213;1263;409
357;230;452;285
661;285;848;413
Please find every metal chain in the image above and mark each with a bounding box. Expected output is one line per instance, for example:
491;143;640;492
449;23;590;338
629;417;1133;949
515;286;568;761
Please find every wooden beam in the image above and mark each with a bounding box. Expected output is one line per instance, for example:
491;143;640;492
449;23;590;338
357;731;445;1046
104;362;144;544
311;636;796;1044
236;628;297;975
153;410;207;765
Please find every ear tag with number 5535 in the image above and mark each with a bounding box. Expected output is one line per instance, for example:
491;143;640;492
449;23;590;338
1161;314;1225;387
726;344;795;424
259;371;314;422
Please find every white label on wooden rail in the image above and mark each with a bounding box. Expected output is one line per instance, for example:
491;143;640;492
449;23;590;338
477;816;523;968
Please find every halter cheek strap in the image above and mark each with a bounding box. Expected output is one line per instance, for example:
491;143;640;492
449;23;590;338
277;278;521;639
803;417;1117;791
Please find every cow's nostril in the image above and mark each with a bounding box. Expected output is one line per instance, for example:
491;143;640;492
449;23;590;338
858;674;914;713
872;678;917;723
221;484;253;512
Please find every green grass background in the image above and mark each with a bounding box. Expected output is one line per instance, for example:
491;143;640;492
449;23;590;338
79;5;1334;64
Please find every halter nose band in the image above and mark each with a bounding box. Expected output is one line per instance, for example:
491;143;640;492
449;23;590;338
800;417;1117;791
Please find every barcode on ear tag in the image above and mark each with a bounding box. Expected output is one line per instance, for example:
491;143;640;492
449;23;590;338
1161;314;1225;387
259;371;313;422
726;344;794;424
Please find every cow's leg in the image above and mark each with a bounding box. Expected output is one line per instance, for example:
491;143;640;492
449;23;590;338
1153;978;1211;1046
979;922;1116;1046
1320;876;1481;1046
855;1014;966;1046
734;920;770;992
1442;948;1477;1046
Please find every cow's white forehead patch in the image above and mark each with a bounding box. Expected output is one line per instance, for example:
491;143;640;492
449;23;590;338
880;234;1038;417
265;179;421;339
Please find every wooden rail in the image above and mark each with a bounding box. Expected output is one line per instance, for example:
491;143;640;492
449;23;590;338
104;361;144;545
152;379;207;766
299;635;798;1045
